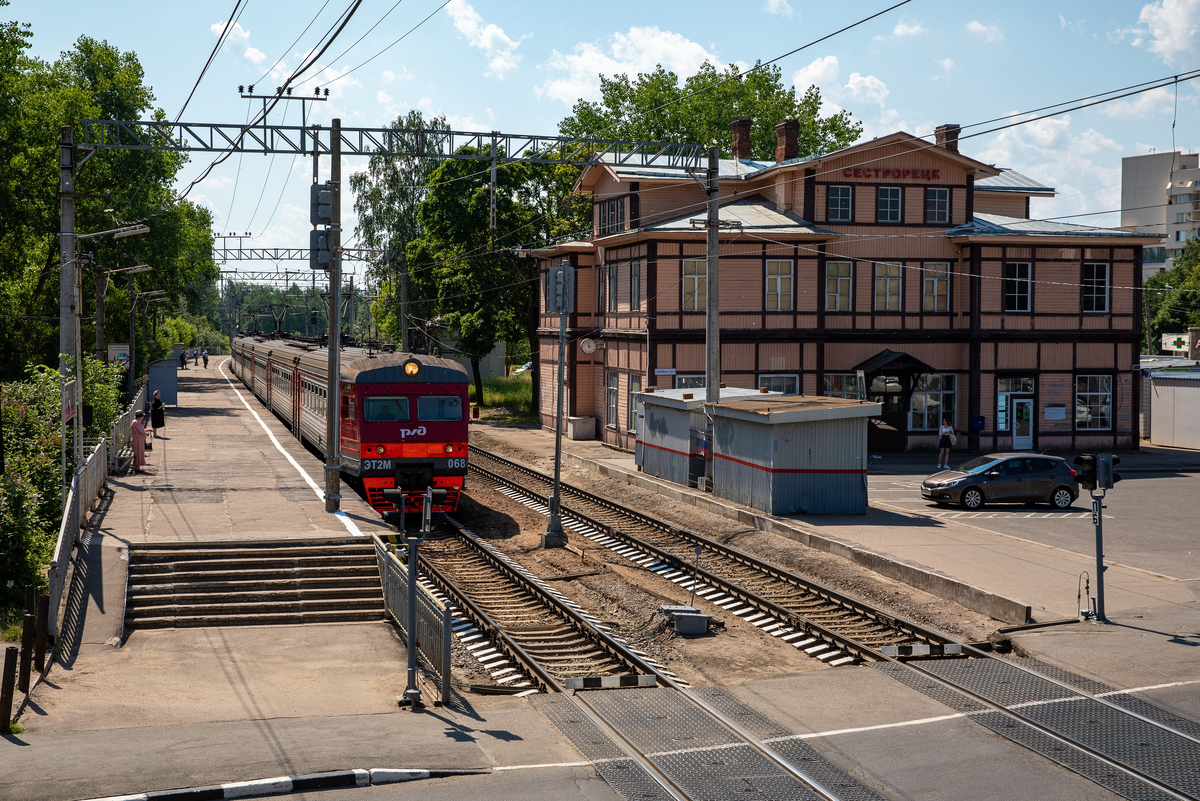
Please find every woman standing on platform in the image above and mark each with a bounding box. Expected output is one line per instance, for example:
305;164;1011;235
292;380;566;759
937;416;955;471
151;390;165;438
131;411;148;474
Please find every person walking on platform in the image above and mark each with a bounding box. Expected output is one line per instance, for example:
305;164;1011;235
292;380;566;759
202;349;209;369
179;349;187;369
193;349;200;367
131;411;148;474
150;390;166;438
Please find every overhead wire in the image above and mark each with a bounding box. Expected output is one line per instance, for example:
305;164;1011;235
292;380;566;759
252;0;334;86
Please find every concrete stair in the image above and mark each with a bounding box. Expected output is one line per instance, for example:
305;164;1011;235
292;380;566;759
124;538;385;629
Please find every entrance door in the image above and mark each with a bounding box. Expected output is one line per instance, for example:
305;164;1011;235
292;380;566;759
1012;399;1034;450
868;374;907;451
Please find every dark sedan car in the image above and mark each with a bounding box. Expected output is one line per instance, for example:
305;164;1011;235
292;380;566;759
921;453;1079;510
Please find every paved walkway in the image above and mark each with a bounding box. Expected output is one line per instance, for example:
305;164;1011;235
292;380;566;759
869;441;1200;475
3;363;613;801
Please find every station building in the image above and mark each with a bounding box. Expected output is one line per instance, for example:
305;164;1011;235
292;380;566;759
534;120;1161;454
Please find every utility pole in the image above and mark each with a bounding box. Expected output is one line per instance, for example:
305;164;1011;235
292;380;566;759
324;118;342;514
399;251;408;352
1144;292;1152;355
59;126;75;493
703;144;720;491
348;274;354;344
489;132;498;250
542;259;572;548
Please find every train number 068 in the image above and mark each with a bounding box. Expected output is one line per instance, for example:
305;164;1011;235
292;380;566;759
446;457;467;470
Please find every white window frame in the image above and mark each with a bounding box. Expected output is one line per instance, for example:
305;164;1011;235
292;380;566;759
922;262;950;312
910;374;957;432
1082;262;1109;313
766;259;793;311
1075;375;1112;431
630;260;641;311
682;259;707;311
877;186;902;223
607;370;619;428
627;374;641;432
874;262;902;312
827;185;852;222
823;373;860;399
758;374;799;395
825;261;852;311
996;376;1034;431
1003;262;1032;312
925;187;949;224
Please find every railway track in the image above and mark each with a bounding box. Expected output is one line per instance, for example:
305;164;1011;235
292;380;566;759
465;445;1200;801
417;517;888;801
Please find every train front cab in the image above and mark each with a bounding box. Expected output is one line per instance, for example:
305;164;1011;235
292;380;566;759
344;357;469;515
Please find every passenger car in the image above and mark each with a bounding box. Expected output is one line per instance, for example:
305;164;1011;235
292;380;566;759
921;454;1078;510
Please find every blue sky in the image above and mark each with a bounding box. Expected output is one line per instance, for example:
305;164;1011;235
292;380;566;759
13;0;1200;263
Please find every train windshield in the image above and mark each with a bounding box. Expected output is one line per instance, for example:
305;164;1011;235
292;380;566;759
417;395;463;421
363;396;410;422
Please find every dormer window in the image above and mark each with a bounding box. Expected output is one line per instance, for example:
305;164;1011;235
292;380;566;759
599;197;626;235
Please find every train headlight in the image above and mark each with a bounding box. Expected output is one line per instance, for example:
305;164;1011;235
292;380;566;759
402;359;421;377
445;445;453;453
377;445;386;455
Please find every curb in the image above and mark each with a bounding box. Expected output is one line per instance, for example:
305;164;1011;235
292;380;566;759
83;768;489;801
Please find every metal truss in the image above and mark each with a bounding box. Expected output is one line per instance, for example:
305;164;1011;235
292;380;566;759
206;246;378;262
81;120;705;170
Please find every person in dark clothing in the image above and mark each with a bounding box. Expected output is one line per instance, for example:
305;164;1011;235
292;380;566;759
179;350;187;369
150;390;166;438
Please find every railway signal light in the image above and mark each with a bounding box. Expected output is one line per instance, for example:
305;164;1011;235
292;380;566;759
310;229;331;270
1073;454;1097;491
545;260;574;315
1097;454;1121;490
310;182;332;226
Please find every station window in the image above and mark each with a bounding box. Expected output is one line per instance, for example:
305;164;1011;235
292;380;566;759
364;396;410;422
923;263;950;312
925;188;949;224
599;197;625;235
597;270;606;313
911;374;956;431
630;261;641;311
608;263;619;312
1082;263;1109;313
682;259;707;311
827;185;852;222
874;262;902;312
823;373;860;399
627;374;641;432
1075;375;1112;431
766;260;793;311
417;395;463;421
607;371;619;428
675;375;705;389
877;187;902;224
825;261;852;311
1003;262;1032;312
759;374;799;395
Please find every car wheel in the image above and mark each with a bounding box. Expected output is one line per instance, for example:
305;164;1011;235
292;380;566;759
1050;487;1074;510
961;487;985;510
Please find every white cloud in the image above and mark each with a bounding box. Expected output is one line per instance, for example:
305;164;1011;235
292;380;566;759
974;114;1122;219
764;0;793;18
539;27;723;105
792;55;840;90
1099;86;1176;118
893;20;926;36
417;97;489;132
445;0;526;79
845;72;889;106
381;67;413;83
212;21;268;65
966;20;1004;42
1122;0;1200;63
938;57;954;72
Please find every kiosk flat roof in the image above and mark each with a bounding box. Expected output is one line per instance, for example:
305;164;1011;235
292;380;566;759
707;395;881;424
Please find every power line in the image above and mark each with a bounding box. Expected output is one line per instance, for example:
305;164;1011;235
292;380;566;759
253;0;334;85
319;0;451;89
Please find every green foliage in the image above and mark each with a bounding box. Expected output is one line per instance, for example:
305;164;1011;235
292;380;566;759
559;62;862;160
1145;239;1200;352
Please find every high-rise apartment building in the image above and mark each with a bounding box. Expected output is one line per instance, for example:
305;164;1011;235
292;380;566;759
1121;150;1192;278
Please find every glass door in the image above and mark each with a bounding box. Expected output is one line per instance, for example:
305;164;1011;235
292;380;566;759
1013;398;1034;450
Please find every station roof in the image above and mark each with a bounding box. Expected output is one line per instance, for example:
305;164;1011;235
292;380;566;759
975;169;1056;196
595;195;835;246
947;213;1163;243
707;395;881;424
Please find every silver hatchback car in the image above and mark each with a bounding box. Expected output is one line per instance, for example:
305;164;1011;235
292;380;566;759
921;453;1079;510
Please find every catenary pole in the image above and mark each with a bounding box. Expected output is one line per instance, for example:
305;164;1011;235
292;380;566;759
324;118;342;514
704;145;720;490
400;251;408;352
59;126;75;495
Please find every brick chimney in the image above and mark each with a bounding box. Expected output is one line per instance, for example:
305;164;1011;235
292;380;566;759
935;124;961;153
731;116;753;160
775;119;799;163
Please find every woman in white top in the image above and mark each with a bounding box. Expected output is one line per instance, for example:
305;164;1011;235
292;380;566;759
937;416;954;470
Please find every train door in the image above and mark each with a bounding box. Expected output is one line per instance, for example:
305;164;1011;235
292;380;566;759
339;382;359;460
291;358;302;432
265;356;273;406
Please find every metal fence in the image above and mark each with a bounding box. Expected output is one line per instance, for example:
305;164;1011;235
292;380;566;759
108;384;147;471
47;474;80;639
373;535;452;703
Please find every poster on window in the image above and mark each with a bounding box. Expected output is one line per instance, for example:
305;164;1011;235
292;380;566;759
1044;403;1066;421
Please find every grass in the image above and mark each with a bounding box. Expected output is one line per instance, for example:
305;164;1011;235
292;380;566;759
1;607;23;644
472;373;537;426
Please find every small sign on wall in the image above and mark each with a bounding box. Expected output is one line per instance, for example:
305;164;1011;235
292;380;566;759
1044;403;1067;421
1163;333;1188;352
655;368;676;376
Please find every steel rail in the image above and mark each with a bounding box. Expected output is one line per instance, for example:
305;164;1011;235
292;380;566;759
471;447;941;647
470;456;930;663
471;446;1200;749
434;517;848;801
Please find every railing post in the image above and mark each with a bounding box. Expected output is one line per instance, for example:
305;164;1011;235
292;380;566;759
18;613;34;694
1;646;17;729
442;606;452;704
35;596;49;673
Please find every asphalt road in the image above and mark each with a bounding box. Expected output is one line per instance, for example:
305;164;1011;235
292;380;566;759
868;470;1200;581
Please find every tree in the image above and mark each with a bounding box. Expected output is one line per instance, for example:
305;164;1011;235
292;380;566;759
1145;240;1200;353
559;62;862;160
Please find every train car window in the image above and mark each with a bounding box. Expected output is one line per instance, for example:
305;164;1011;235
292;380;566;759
341;394;356;420
417;395;463;421
364;396;410;422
